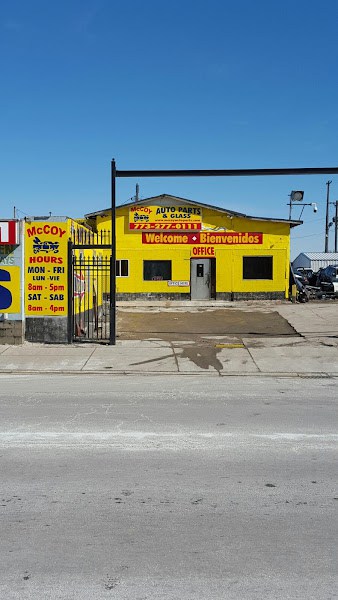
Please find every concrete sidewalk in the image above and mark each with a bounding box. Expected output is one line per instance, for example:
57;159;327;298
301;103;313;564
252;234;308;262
0;301;337;376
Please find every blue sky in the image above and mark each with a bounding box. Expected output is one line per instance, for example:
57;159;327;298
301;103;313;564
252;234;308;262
1;0;338;258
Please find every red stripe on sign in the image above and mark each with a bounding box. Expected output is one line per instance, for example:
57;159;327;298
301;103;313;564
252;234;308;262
130;222;201;230
142;232;263;244
9;221;17;244
0;220;18;245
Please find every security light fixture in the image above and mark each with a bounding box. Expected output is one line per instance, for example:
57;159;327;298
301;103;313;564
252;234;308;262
290;190;304;202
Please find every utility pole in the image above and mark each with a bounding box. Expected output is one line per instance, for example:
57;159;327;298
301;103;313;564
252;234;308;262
335;200;338;253
325;180;332;252
288;194;292;220
110;158;116;345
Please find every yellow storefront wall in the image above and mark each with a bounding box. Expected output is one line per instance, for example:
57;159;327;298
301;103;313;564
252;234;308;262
93;203;291;298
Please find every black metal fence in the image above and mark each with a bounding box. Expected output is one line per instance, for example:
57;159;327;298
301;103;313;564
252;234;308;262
71;228;111;248
71;254;111;342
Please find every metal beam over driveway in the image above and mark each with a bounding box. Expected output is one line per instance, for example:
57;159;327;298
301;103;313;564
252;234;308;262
116;166;338;178
110;161;338;344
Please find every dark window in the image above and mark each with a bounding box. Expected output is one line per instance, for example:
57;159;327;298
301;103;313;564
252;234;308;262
116;260;129;277
243;256;273;280
143;260;171;281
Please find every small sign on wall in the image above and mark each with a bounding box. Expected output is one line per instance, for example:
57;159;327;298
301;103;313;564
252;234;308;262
168;280;190;287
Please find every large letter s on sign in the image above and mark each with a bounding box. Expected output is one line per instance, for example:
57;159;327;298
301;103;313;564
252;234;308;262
0;268;12;310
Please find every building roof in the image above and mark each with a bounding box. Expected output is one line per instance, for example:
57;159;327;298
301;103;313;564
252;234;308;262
295;252;338;260
26;215;69;222
85;194;302;227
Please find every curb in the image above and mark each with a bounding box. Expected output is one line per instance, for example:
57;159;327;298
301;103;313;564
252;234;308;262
0;370;336;378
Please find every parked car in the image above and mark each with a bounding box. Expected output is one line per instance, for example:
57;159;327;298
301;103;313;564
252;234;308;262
316;265;338;296
294;267;317;287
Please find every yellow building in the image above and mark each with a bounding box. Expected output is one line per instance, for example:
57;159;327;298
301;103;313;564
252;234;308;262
86;194;300;301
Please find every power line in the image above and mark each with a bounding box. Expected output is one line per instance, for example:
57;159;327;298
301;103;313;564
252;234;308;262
292;232;322;239
14;207;29;217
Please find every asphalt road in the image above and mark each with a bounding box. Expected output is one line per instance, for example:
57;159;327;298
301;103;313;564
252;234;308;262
0;375;337;600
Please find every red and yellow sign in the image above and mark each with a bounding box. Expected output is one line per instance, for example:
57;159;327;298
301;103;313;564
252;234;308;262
142;232;263;245
129;205;202;230
25;222;68;316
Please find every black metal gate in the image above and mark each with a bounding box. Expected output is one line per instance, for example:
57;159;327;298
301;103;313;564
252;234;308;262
69;230;112;342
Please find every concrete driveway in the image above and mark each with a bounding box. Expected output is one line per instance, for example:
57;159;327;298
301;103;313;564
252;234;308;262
117;302;298;342
117;298;338;340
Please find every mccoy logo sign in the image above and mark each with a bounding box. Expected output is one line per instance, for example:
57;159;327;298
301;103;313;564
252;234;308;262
129;205;202;230
26;224;67;239
0;220;18;245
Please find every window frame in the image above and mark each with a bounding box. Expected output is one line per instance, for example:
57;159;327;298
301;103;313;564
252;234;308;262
143;260;172;281
242;255;273;280
116;259;129;278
